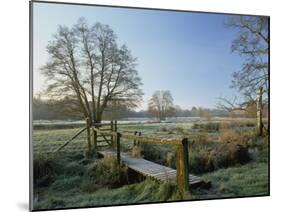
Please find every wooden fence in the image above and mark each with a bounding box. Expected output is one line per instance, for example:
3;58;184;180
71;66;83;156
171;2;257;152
91;121;190;194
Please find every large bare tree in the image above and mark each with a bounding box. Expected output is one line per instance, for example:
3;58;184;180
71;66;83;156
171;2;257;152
218;16;269;135
148;90;175;121
41;18;143;125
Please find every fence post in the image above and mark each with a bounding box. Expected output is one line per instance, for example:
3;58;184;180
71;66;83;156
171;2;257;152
111;120;118;147
133;131;138;146
91;127;97;154
110;120;114;146
137;132;141;146
176;138;190;194
114;120;117;131
85;117;92;153
116;132;121;165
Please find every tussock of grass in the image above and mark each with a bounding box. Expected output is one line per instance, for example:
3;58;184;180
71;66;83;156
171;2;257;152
50;176;81;192
33;155;56;187
63;161;84;176
132;145;142;158
165;152;176;168
85;156;128;187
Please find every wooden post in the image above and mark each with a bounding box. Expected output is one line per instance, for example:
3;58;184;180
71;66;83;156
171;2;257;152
176;138;190;194
133;131;138;146
111;120;118;147
110;120;114;146
85;117;92;153
116;132;121;165
114;120;117;132
91;127;97;154
256;86;263;136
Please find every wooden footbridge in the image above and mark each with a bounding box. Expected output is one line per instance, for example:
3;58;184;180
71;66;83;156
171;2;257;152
98;149;204;188
54;119;206;193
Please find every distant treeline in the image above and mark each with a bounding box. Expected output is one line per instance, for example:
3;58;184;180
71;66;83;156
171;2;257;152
126;107;230;118
33;97;229;120
33;97;268;120
33;97;81;120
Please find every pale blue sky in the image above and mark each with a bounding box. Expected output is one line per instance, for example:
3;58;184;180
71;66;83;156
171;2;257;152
33;2;245;110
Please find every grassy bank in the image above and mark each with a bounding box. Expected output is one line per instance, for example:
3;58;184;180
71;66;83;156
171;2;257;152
198;162;268;198
34;179;185;210
33;153;184;210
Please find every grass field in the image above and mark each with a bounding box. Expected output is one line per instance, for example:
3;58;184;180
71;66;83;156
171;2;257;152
201;162;268;197
32;118;269;210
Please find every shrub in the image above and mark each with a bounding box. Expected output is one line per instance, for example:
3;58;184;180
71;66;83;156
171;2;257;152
80;180;102;193
167;130;174;134
219;122;234;130
85;156;128;187
174;126;185;134
189;133;209;146
140;143;176;165
219;129;248;145
160;127;169;132
207;143;249;170
205;123;220;131
192;123;220;132
160;126;185;134
189;148;210;174
63;161;84;176
192;123;199;129
189;142;250;174
33;155;55;187
50;176;81;192
219;120;255;130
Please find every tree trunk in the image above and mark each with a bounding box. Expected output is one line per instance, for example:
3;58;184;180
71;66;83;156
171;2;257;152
95;111;103;124
256;87;263;136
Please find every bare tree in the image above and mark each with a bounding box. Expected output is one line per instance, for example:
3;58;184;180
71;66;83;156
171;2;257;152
41;18;143;125
218;16;269;135
148;90;175;121
198;107;211;121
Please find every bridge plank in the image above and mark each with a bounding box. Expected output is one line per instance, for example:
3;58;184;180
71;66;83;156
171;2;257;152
98;149;204;187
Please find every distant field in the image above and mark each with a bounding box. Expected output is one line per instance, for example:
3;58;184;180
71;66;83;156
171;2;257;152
32;118;221;154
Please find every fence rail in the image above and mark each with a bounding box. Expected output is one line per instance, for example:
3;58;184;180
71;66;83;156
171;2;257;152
53;127;87;153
